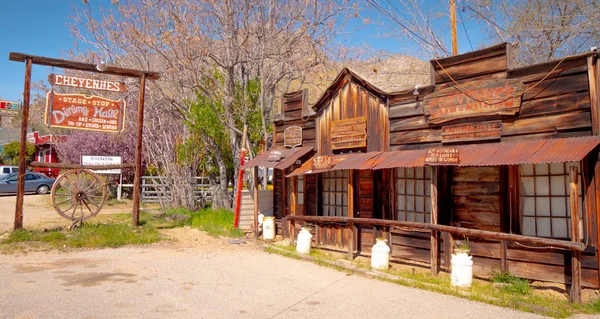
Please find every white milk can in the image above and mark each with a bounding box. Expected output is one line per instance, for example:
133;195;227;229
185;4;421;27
262;216;275;240
295;227;313;254
451;253;473;287
371;239;391;270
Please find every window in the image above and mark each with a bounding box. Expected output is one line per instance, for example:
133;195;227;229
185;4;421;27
11;168;18;173
297;175;304;205
3;168;9;174
7;175;17;182
321;170;348;217
396;167;431;223
25;174;38;181
520;162;583;239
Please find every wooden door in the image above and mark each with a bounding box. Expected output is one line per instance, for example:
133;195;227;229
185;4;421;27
451;167;501;231
356;170;375;251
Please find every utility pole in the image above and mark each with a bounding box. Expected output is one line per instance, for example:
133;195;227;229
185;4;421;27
450;0;458;55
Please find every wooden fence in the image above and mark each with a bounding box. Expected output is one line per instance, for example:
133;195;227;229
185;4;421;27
139;176;212;203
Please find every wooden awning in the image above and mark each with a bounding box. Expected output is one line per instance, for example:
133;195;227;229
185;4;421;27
242;146;313;170
286;136;600;176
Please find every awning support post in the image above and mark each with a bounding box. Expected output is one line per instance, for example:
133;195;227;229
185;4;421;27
570;165;582;303
430;166;439;276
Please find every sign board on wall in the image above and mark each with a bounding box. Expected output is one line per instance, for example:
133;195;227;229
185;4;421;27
45;91;126;133
330;116;367;150
423;79;525;124
48;74;126;93
312;155;333;170
425;148;460;165
283;126;302;148
442;120;502;143
81;155;122;174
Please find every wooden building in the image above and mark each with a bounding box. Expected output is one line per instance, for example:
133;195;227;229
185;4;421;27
243;44;600;302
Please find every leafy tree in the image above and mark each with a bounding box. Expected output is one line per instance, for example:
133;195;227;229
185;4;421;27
2;141;36;165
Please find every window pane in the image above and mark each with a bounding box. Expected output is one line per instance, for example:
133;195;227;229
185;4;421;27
535;164;549;175
406;180;415;195
425;199;431;213
298;193;304;205
416;180;424;196
536;217;551;237
522;197;535;216
297;180;304;191
406;168;414;178
397;195;405;211
425;181;431;196
342;206;348;216
2;168;8;173
398;211;406;221
323;193;329;204
416;196;425;212
336;206;342;216
343;180;347;191
536;197;550;216
521;164;533;176
523;217;536;236
415;213;424;223
550;176;565;195
407;212;415;222
397;168;404;178
425;215;431;223
522;177;535;196
406;196;415;212
550;163;564;175
397;179;406;194
425;167;431;179
415;167;424;179
552;219;568;239
336;193;342;205
535;176;549;196
336;178;342;191
551;197;567;217
343;194;348;205
323;178;329;192
330;194;335;206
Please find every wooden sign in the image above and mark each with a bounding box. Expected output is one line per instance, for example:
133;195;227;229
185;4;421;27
45;91;126;133
425;147;460;165
284;126;302;148
423;79;525;124
268;150;282;162
330;116;367;150
312;155;333;170
48;74;126;93
442;120;502;143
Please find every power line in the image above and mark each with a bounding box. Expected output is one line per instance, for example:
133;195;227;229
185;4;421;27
365;0;449;55
458;5;473;51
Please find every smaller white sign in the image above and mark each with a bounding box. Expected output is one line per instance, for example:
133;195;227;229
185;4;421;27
81;155;122;174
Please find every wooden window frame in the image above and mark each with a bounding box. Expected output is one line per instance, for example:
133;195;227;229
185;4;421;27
321;170;348;217
519;162;583;240
395;167;432;223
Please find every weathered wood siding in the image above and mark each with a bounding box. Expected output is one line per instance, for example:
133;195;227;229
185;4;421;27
316;76;388;155
451;167;501;232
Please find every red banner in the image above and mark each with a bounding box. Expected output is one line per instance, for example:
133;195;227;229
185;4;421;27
45;91;126;133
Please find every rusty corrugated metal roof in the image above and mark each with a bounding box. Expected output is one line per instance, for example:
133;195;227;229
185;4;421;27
242;146;313;169
286;136;600;176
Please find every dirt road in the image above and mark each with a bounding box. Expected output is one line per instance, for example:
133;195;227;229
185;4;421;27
0;228;551;319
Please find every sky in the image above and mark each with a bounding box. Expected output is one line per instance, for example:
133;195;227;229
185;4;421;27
0;0;485;103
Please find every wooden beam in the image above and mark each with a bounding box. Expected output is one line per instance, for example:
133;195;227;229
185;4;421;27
8;52;160;80
253;166;259;237
347;170;355;260
30;162;135;170
132;74;146;226
587;55;599;135
284;215;586;251
430;166;439;276
570;165;582;303
14;57;32;230
500;240;508;272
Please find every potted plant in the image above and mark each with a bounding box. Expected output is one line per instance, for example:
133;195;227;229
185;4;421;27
450;237;473;287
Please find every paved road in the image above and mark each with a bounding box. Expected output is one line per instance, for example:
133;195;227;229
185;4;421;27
0;235;549;319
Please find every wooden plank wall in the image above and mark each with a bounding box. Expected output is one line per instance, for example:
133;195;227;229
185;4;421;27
272;90;317;221
385;44;599;288
388;47;592;151
317;77;388;156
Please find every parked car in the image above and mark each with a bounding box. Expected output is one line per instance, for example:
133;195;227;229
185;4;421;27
0;166;19;179
0;172;56;194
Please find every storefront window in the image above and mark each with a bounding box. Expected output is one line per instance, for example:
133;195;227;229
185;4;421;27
520;162;583;239
396;167;431;223
321;171;348;217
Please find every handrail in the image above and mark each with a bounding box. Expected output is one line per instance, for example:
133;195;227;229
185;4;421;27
283;215;585;252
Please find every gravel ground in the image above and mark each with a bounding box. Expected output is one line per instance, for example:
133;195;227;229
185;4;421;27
0;228;552;319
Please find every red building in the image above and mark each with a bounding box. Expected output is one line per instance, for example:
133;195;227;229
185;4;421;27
27;132;67;178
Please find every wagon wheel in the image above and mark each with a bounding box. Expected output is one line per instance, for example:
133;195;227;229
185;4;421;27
51;169;107;222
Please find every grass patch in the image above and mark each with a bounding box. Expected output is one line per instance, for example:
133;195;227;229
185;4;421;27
1;223;161;251
165;207;244;238
491;271;532;295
